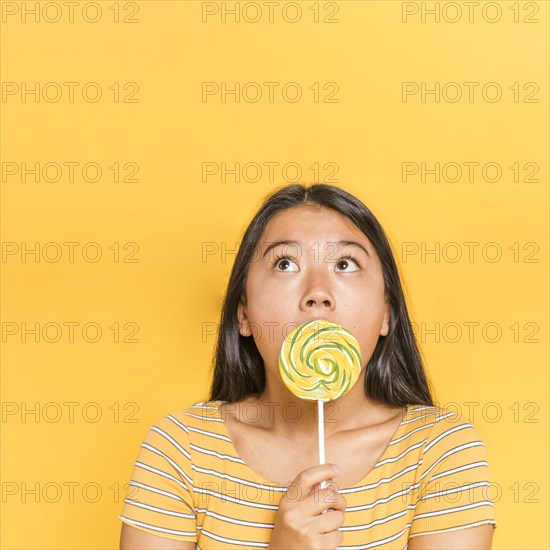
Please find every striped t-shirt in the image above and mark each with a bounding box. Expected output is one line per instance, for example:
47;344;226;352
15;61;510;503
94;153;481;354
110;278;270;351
119;400;497;549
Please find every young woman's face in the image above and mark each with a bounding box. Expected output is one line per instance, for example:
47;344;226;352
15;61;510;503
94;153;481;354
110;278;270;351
237;205;390;379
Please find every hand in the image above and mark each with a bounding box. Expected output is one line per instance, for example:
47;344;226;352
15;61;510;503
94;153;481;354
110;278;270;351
268;463;346;550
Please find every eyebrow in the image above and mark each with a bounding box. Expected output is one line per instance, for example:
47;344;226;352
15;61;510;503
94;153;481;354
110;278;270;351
261;240;371;260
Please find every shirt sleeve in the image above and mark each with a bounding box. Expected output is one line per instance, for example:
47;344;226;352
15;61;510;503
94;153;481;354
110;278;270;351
118;411;197;542
408;409;497;539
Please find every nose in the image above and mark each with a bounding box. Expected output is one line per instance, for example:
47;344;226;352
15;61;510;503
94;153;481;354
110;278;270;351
304;295;331;309
300;271;334;313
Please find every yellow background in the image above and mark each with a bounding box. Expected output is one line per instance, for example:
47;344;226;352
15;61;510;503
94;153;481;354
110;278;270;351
1;0;548;548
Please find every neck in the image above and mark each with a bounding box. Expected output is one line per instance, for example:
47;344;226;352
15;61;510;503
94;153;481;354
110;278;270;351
244;369;393;442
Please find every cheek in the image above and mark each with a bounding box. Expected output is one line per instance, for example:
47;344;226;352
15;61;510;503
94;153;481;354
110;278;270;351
345;292;385;327
248;282;292;318
245;304;286;349
350;305;388;361
357;331;383;369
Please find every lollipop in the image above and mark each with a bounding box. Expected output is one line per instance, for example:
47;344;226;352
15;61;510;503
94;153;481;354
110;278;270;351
278;319;362;491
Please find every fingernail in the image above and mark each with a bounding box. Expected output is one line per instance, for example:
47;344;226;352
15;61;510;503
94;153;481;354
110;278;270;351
331;464;340;474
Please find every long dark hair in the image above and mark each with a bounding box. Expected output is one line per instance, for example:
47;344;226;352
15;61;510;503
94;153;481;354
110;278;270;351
208;183;435;408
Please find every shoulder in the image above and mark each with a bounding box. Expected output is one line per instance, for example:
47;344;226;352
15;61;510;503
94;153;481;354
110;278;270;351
149;400;218;425
406;404;486;439
404;405;489;458
406;405;491;477
140;401;219;448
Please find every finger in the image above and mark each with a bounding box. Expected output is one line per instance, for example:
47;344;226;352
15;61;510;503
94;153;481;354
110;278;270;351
290;464;340;502
305;488;346;517
312;509;346;534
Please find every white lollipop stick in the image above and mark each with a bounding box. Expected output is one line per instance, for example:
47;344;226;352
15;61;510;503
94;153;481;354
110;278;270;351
318;399;327;489
318;399;336;515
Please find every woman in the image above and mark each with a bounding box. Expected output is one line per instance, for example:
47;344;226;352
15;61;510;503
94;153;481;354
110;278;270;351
119;183;497;549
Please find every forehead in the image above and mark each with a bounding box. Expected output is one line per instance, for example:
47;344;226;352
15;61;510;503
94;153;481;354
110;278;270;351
259;205;374;253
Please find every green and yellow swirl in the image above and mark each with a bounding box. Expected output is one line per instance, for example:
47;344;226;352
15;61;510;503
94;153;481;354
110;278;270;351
278;320;362;402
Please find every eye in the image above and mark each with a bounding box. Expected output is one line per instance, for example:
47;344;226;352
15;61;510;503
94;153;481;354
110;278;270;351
335;254;361;272
273;255;299;272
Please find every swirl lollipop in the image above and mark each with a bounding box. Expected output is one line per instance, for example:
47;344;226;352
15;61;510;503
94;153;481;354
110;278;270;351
278;319;362;490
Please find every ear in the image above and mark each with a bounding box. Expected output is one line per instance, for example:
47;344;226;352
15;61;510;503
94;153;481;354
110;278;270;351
380;300;390;337
237;295;252;337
